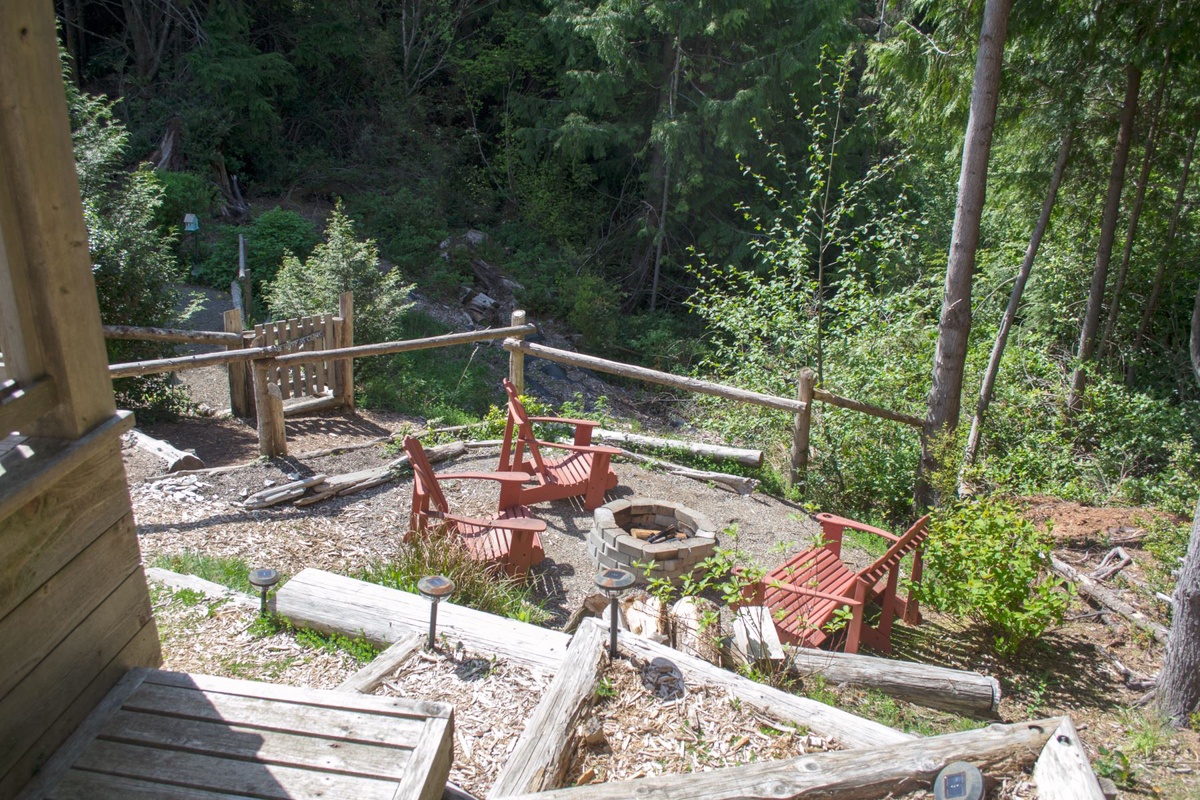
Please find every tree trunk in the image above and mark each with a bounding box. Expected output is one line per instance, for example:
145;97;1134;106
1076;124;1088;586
1066;63;1141;413
1156;278;1200;727
648;36;681;311
1134;126;1197;352
1100;53;1170;360
960;128;1072;482
916;0;1012;507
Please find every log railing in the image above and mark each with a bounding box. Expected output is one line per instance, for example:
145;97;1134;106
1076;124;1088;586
105;306;920;473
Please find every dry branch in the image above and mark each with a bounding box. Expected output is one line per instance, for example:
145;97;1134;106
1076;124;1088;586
102;324;241;346
1051;555;1169;644
129;429;204;473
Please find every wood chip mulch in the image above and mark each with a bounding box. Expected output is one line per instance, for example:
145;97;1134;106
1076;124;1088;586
372;647;550;797
566;655;835;787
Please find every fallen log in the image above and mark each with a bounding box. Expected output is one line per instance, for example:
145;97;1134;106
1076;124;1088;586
240;474;328;509
144;568;258;611
294;441;467;507
591;429;762;468
129;429;205;473
499;718;1060;799
1092;547;1133;581
615;449;757;495
1051;555;1169;644
774;645;1002;717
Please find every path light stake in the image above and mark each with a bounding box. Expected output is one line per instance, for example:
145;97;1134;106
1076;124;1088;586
248;568;280;616
594;568;636;658
418;575;455;650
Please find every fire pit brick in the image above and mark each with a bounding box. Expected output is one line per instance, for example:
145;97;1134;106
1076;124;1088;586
588;498;717;585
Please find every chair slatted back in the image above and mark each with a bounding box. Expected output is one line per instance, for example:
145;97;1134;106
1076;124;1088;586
859;515;931;587
501;378;550;475
403;436;450;518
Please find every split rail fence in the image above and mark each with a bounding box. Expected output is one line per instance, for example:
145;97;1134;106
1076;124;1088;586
105;304;922;485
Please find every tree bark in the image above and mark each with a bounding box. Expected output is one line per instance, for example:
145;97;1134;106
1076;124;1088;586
960;128;1072;481
1156;278;1200;726
917;0;1012;507
1134;126;1197;351
1066;63;1141;412
1100;53;1170;359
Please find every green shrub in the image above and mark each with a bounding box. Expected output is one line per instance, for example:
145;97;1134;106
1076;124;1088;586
918;497;1069;656
154;171;219;236
357;535;548;625
194;207;319;294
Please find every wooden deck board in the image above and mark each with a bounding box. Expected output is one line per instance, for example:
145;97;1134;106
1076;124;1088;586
18;669;454;800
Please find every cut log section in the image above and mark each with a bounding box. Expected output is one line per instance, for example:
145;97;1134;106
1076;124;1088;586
732;606;785;663
590;429;762;468
498;718;1061;799
129;429;204;473
772;646;1002;717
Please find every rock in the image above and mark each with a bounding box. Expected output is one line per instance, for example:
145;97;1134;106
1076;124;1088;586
579;718;606;747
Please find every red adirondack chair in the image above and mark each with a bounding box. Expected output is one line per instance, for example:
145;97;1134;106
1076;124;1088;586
497;378;621;511
403;435;546;579
746;513;931;654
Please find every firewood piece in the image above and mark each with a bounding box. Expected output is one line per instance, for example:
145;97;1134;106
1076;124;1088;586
1033;716;1106;799
1051;555;1169;644
335;631;423;695
670;596;722;666
129;429;205;473
241;473;328;509
292;441;469;507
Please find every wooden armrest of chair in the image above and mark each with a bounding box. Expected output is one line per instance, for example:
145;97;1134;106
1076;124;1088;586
528;416;598;429
817;513;900;542
765;580;865;607
440;512;547;533
535;440;623;456
435;471;534;484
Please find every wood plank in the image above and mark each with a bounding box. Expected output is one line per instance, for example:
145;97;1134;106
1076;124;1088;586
275;321;290;399
50;771;257;800
0;410;131;535
0;0;116;439
336;631;424;694
0;377;56;436
1033;717;1106;799
275;569;570;675
732;607;785;663
489;619;606;798
615;630;913;748
73;740;401;800
141;670;453;721
123;684;428;746
0;520;142;698
501;718;1060;800
100;710;413;779
143;568;258;612
390;716;454;800
0;569;154;778
305;317;320;396
6;624;159;800
12;668;151;800
314;314;330;393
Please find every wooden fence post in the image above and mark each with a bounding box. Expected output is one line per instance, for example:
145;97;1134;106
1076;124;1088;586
337;292;355;410
253;359;286;457
237;234;252;325
223;309;254;417
509;309;527;395
790;367;816;491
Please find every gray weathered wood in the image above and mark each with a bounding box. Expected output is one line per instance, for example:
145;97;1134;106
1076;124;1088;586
129;429;204;472
0;377;57;436
1033;716;1105;799
102;325;241;345
241;473;328;509
489;619;607;797
144;567;259;611
733;606;785;663
337;632;424;694
591;429;762;468
276;322;537;366
502;718;1060;800
1051;555;1169;644
615;630;912;748
224;308;254;418
775;645;1002;717
790;367;815;487
392;716;455;800
276;569;570;675
253;360;287;457
509;310;527;396
614;449;757;495
338;292;355;409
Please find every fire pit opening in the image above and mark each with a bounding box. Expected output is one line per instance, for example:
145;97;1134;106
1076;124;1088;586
588;499;717;586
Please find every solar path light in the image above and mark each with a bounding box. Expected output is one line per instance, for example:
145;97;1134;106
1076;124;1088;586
248;568;280;617
418;575;456;650
594;568;636;658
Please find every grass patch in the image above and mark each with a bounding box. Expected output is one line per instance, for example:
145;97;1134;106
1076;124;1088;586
248;614;381;664
357;534;550;625
150;550;253;593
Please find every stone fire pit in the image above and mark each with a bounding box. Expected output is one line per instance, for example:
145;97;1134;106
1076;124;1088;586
588;499;717;586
